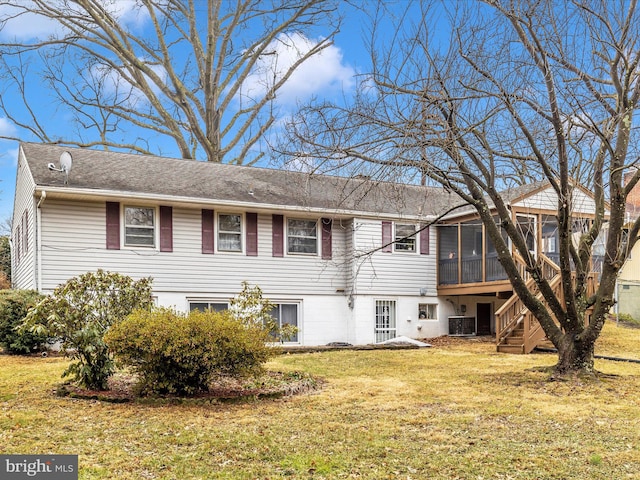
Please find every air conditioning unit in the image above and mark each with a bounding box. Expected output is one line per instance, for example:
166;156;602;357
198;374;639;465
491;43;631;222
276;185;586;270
448;316;476;336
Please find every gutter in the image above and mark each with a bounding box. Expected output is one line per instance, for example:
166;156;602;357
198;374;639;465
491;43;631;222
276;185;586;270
33;186;441;222
36;190;46;292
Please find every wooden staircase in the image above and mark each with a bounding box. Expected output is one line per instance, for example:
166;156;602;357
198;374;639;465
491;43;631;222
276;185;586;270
495;254;599;354
497;322;527;354
495;254;560;354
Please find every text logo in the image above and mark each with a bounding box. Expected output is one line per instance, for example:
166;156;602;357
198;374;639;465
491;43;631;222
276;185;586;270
0;455;78;479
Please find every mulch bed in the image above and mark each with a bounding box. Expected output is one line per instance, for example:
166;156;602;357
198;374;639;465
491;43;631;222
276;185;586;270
52;336;494;403
56;371;321;404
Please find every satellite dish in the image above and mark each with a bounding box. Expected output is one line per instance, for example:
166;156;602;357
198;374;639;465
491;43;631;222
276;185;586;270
47;151;73;184
59;151;73;174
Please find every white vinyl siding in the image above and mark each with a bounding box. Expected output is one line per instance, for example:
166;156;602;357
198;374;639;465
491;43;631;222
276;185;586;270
353;219;437;295
38;201;350;295
516;185;603;215
11;150;37;290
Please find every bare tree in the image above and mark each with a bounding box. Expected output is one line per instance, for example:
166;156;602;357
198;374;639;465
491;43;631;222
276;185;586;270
285;0;640;376
0;0;341;164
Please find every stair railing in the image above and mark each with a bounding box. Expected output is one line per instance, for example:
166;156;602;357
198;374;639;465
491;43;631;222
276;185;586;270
495;253;560;345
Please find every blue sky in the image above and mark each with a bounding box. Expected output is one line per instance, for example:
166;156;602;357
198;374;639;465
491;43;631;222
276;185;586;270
0;1;389;223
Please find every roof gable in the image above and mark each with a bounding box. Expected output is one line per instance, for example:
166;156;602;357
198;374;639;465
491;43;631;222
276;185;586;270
442;179;603;221
511;182;605;216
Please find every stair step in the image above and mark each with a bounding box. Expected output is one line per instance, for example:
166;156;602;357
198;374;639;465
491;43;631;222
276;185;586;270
497;344;525;354
504;336;524;345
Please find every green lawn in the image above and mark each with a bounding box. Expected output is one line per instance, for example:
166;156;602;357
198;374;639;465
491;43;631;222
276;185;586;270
1;321;640;479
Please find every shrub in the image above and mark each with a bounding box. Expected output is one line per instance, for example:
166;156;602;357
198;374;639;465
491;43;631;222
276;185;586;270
229;281;298;342
229;281;275;327
0;290;46;354
21;270;153;389
0;236;11;283
105;308;276;396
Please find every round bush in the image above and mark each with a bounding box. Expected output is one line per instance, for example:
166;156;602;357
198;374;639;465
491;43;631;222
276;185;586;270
105;307;277;396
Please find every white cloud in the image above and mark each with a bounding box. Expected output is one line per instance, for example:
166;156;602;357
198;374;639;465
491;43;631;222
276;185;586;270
241;32;356;107
0;3;65;40
0;117;17;137
0;1;149;41
3;146;19;166
106;0;151;29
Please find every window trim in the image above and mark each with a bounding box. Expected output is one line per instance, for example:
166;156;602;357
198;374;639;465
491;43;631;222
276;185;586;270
14;225;21;265
188;300;230;312
21;210;28;256
216;212;244;253
418;303;438;321
286;217;319;256
394;223;417;253
268;301;301;344
123;205;157;248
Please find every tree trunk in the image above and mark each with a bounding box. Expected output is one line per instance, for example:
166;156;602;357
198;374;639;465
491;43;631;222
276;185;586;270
554;333;596;377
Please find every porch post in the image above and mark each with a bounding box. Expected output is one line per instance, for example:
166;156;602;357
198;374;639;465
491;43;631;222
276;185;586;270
482;223;486;282
457;222;462;283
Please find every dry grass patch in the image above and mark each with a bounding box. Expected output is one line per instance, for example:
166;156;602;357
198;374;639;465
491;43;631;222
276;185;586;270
1;321;639;479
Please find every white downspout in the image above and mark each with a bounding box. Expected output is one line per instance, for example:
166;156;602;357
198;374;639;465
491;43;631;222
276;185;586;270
36;191;46;292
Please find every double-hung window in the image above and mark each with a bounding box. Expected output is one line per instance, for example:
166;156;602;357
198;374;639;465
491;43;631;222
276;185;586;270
287;219;317;254
218;213;242;252
394;224;417;252
124;206;155;247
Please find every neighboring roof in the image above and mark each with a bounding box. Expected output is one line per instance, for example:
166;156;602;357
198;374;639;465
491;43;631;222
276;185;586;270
20;143;459;219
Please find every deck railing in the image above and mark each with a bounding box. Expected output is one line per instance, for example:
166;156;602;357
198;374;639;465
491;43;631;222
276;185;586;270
486;254;508;281
461;257;483;283
440;250;604;287
438;258;458;284
438;254;507;285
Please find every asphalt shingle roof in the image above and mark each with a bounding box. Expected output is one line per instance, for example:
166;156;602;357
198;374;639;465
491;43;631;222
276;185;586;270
21;143;458;218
